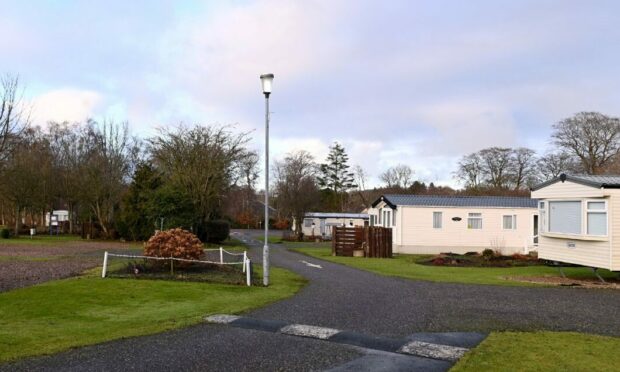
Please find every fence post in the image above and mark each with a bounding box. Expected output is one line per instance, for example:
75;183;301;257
242;251;247;273
246;258;252;286
219;247;224;264
331;227;337;256
102;251;108;278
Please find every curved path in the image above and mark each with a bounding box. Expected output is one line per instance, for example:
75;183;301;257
3;230;620;371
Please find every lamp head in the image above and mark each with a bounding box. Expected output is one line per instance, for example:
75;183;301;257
260;73;274;96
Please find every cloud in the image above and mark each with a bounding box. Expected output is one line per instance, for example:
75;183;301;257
412;100;517;155
31;89;102;124
4;0;620;190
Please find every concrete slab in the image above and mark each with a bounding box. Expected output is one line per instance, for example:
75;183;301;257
203;314;241;324
399;340;468;362
280;324;341;340
406;332;488;349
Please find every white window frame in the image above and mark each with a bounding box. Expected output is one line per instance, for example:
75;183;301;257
433;211;442;229
586;199;608;236
384;209;392;228
542;198;608;237
502;215;517;230
467;212;483;229
538;201;547;233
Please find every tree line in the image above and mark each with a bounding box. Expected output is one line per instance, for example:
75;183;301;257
454;112;620;191
0;75;258;239
3;72;620;238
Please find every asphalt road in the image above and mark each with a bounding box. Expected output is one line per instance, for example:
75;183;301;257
3;229;620;371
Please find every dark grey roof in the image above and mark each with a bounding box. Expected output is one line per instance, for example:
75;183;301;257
372;194;537;209
531;173;620;191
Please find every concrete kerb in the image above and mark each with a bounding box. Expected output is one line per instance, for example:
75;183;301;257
204;314;484;363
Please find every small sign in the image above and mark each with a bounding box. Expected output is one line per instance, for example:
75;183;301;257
452;217;462;221
567;241;576;249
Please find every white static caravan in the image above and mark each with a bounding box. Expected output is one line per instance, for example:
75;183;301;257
294;212;369;238
368;194;539;255
45;210;70;227
531;174;620;271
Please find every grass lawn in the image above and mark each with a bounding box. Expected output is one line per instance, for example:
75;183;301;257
0;265;305;363
452;331;620;371
291;247;617;287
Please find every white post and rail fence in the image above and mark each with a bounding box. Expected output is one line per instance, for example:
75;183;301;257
101;248;252;286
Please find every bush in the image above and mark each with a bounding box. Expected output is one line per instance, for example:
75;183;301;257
144;228;203;261
204;220;230;243
0;228;9;239
482;248;495;260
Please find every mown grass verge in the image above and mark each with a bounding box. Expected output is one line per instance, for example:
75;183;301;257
452;331;620;371
0;265;305;363
291;247;616;286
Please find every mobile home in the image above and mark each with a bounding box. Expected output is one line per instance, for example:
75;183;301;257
531;174;620;271
368;194;538;254
293;212;369;238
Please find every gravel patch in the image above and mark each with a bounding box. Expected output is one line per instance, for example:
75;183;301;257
0;258;100;292
509;275;620;289
0;241;139;292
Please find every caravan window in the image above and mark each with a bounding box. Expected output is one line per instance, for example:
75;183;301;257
586;201;607;236
467;213;482;229
549;201;581;235
303;219;313;228
433;212;442;229
502;215;517;230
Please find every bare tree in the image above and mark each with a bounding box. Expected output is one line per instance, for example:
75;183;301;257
149;124;250;236
537;151;579;181
273;151;320;240
380;164;414;189
0;75;29;162
352;164;370;208
1;127;52;234
511;147;538;189
455;152;484;188
78;120;139;236
552;112;620;174
352;165;368;192
479;147;513;189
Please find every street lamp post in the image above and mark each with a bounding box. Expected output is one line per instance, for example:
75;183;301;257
260;73;274;286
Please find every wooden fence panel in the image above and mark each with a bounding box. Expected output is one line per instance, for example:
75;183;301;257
333;226;392;258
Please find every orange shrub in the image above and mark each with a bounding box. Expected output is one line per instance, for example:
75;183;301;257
273;218;290;230
144;228;203;260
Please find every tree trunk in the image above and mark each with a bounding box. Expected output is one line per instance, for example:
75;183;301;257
68;204;74;234
14;206;20;236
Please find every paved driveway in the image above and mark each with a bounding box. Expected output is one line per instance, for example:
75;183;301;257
3;230;619;371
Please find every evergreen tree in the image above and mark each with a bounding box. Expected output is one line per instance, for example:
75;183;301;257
117;163;162;240
318;142;356;212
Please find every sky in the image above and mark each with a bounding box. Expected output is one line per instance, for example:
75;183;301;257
2;0;620;188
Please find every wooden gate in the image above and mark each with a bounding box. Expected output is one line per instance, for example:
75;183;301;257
332;226;392;258
332;226;364;257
